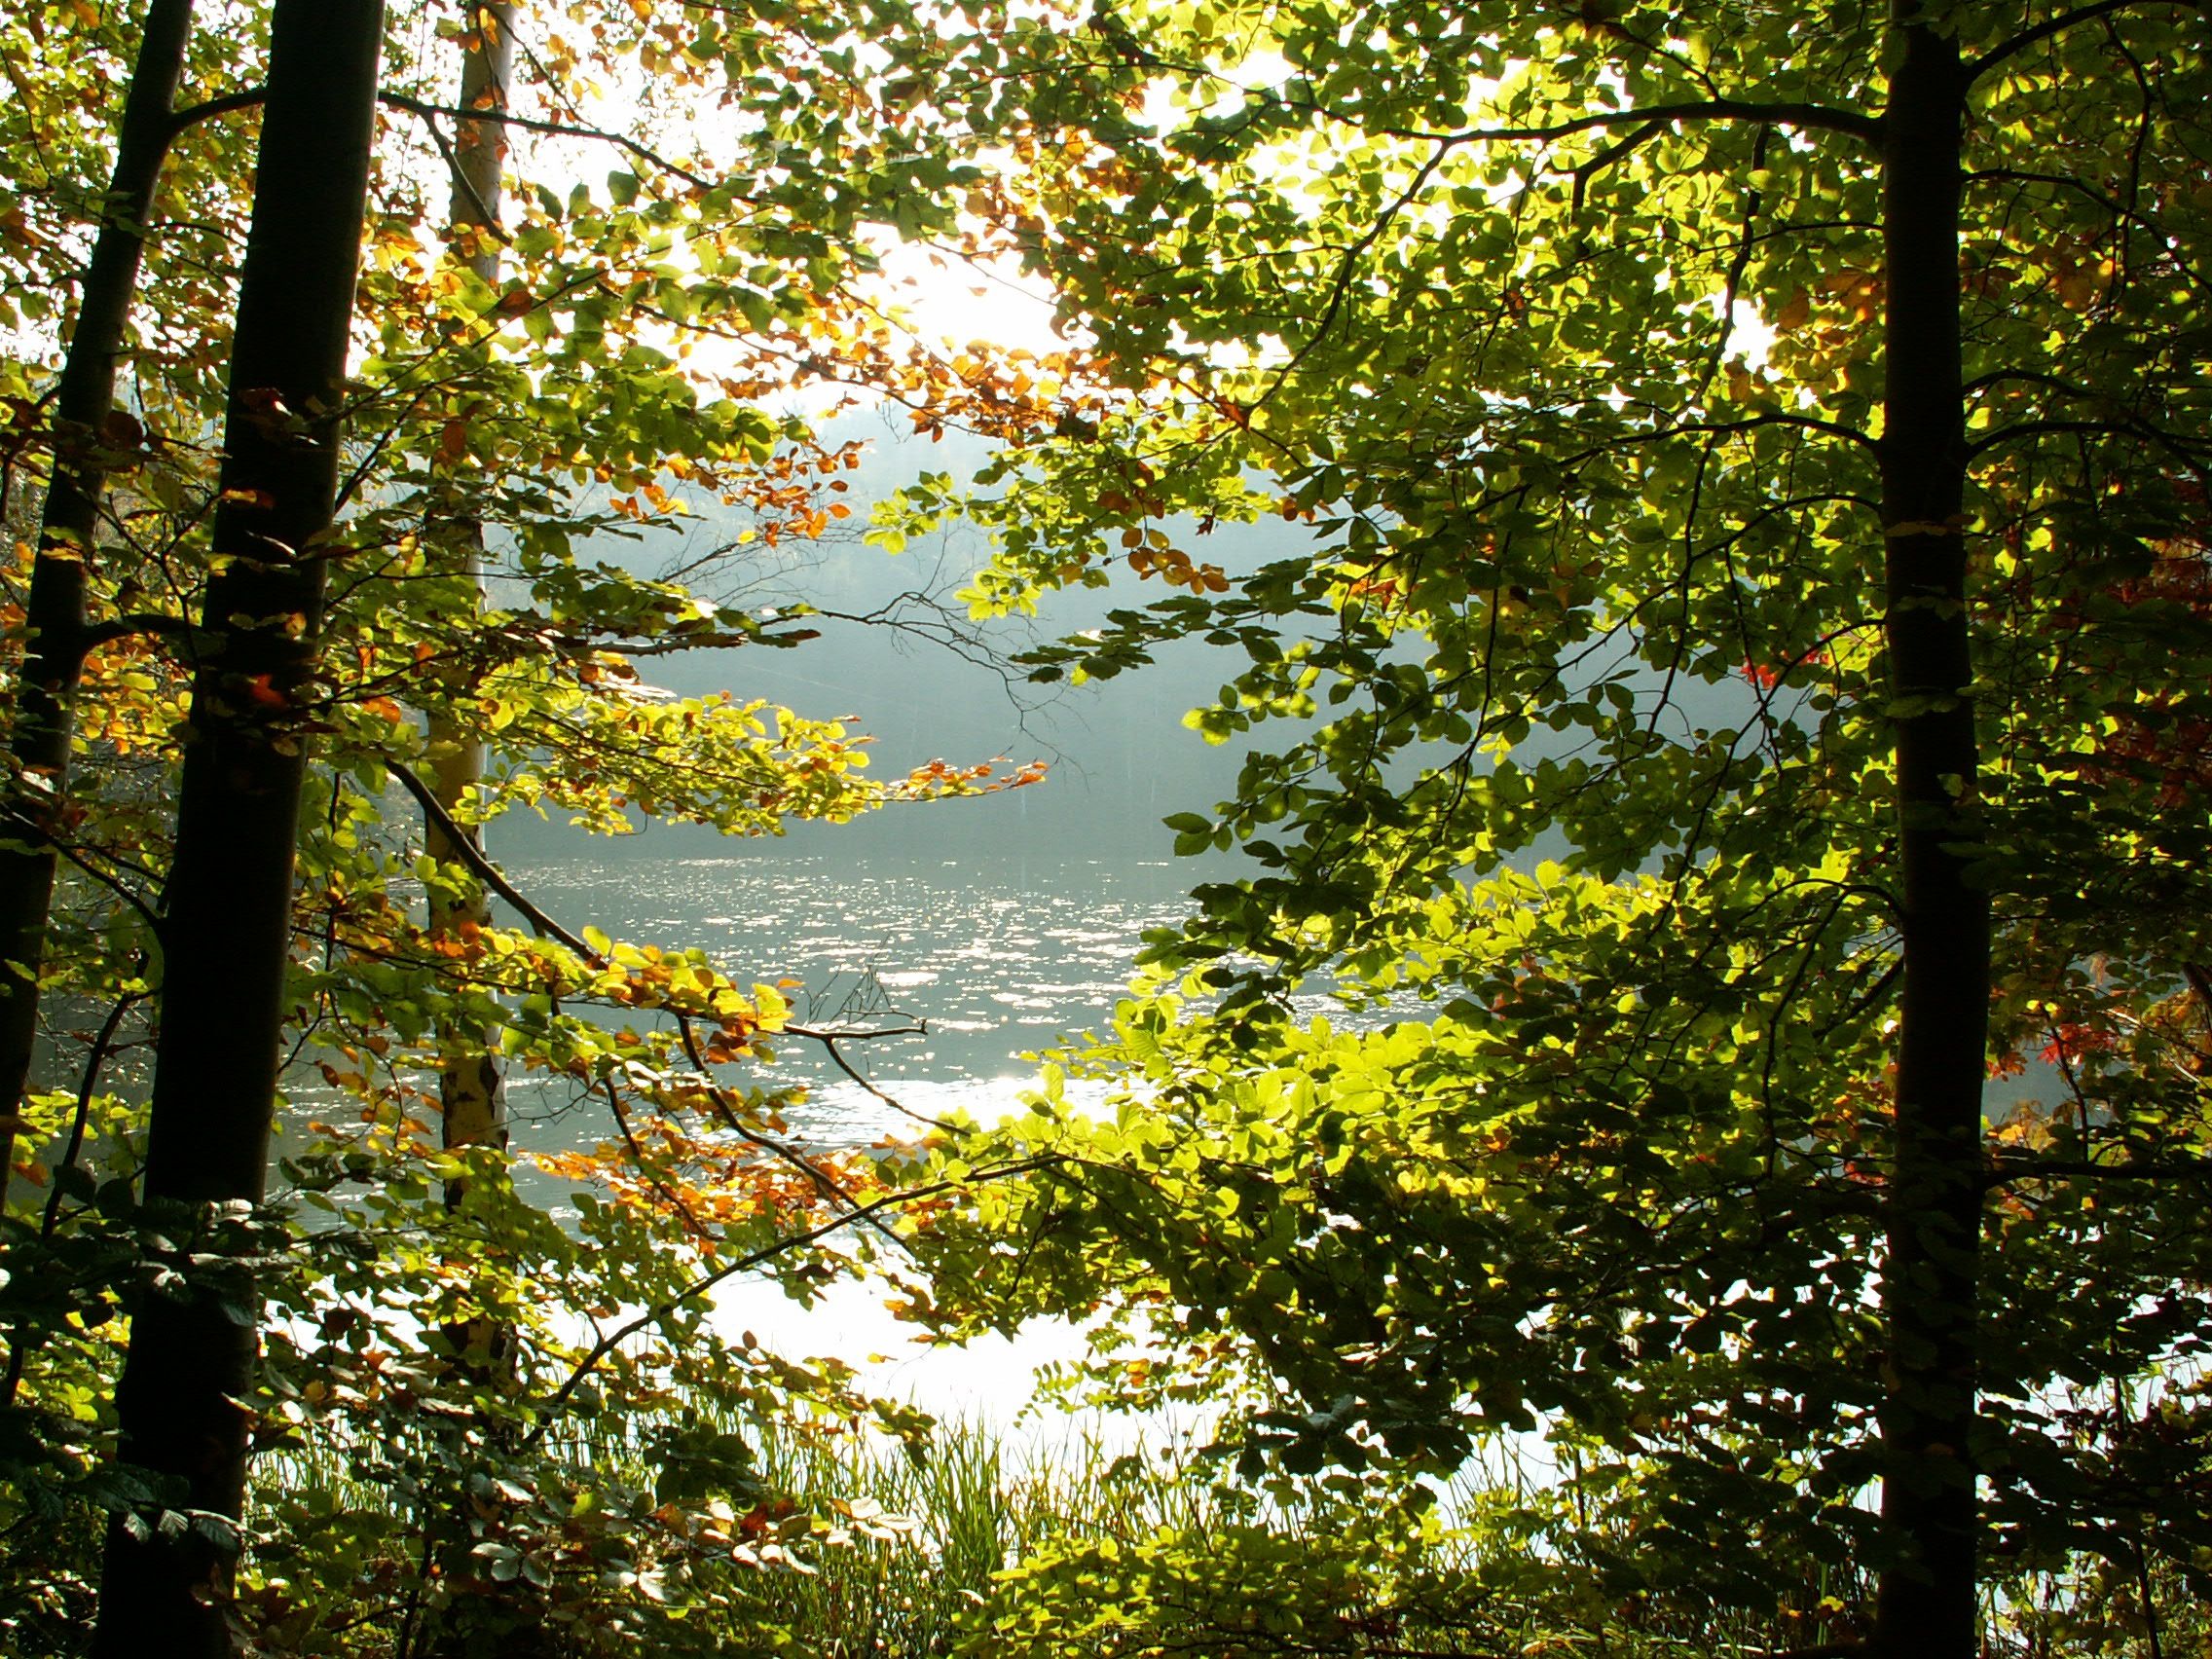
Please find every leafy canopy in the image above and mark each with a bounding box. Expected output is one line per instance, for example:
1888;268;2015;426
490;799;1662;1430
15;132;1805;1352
880;0;2212;1637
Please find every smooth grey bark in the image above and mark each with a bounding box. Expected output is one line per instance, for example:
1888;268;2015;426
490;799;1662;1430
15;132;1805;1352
416;23;528;1657
92;3;386;1651
428;3;513;1183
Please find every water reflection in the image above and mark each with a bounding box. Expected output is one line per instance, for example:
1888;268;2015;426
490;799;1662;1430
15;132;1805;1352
513;852;1196;1144
489;853;1188;1425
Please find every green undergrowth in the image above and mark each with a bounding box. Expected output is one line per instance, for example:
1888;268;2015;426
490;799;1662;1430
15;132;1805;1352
235;1399;1551;1658
16;1386;2195;1656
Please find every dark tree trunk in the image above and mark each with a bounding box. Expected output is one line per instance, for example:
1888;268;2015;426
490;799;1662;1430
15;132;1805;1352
91;3;385;1653
1872;13;1985;1659
0;0;195;1202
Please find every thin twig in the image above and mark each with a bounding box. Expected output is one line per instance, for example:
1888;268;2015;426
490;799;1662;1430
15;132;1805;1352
377;90;733;197
516;1159;1058;1451
786;1023;956;1133
2;970;149;1404
674;1014;903;1242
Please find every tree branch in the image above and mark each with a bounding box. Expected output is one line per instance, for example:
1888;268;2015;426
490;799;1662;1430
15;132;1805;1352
1987;1156;2212;1188
167;86;267;133
784;1021;955;1133
75;609;198;656
382;95;507;243
516;1158;1058;1451
1589;408;1878;458
385;758;604;965
2;968;148;1405
1390;98;1880;152
602;1073;712;1237
1570;118;1666;212
44;833;166;941
1965;0;2204;87
388;761;920;1116
1966;416;2212;493
1254;137;1460;413
674;1013;909;1235
376;90;736;198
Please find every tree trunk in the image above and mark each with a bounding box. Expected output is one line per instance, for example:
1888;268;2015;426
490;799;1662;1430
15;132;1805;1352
1871;14;1985;1659
0;0;195;1202
429;5;512;1191
92;4;385;1652
416;28;536;1656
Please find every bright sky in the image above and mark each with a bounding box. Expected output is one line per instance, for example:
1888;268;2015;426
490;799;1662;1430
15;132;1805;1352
867;234;1066;358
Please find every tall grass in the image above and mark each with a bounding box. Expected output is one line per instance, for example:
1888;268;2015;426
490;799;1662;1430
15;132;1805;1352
720;1419;1226;1657
243;1401;1245;1658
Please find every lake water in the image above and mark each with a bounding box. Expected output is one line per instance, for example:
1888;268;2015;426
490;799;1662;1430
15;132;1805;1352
505;849;1201;1138
496;850;1207;1424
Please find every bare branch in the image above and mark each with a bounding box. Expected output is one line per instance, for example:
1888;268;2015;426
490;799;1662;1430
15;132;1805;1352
516;1158;1059;1450
786;1022;957;1133
377;89;739;199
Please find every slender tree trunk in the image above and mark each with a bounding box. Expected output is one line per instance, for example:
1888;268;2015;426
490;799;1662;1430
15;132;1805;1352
418;29;531;1656
92;4;385;1653
1872;14;1985;1659
0;0;195;1200
429;4;512;1190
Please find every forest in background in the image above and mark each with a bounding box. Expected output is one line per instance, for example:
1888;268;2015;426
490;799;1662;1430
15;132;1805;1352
1;2;2209;1656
